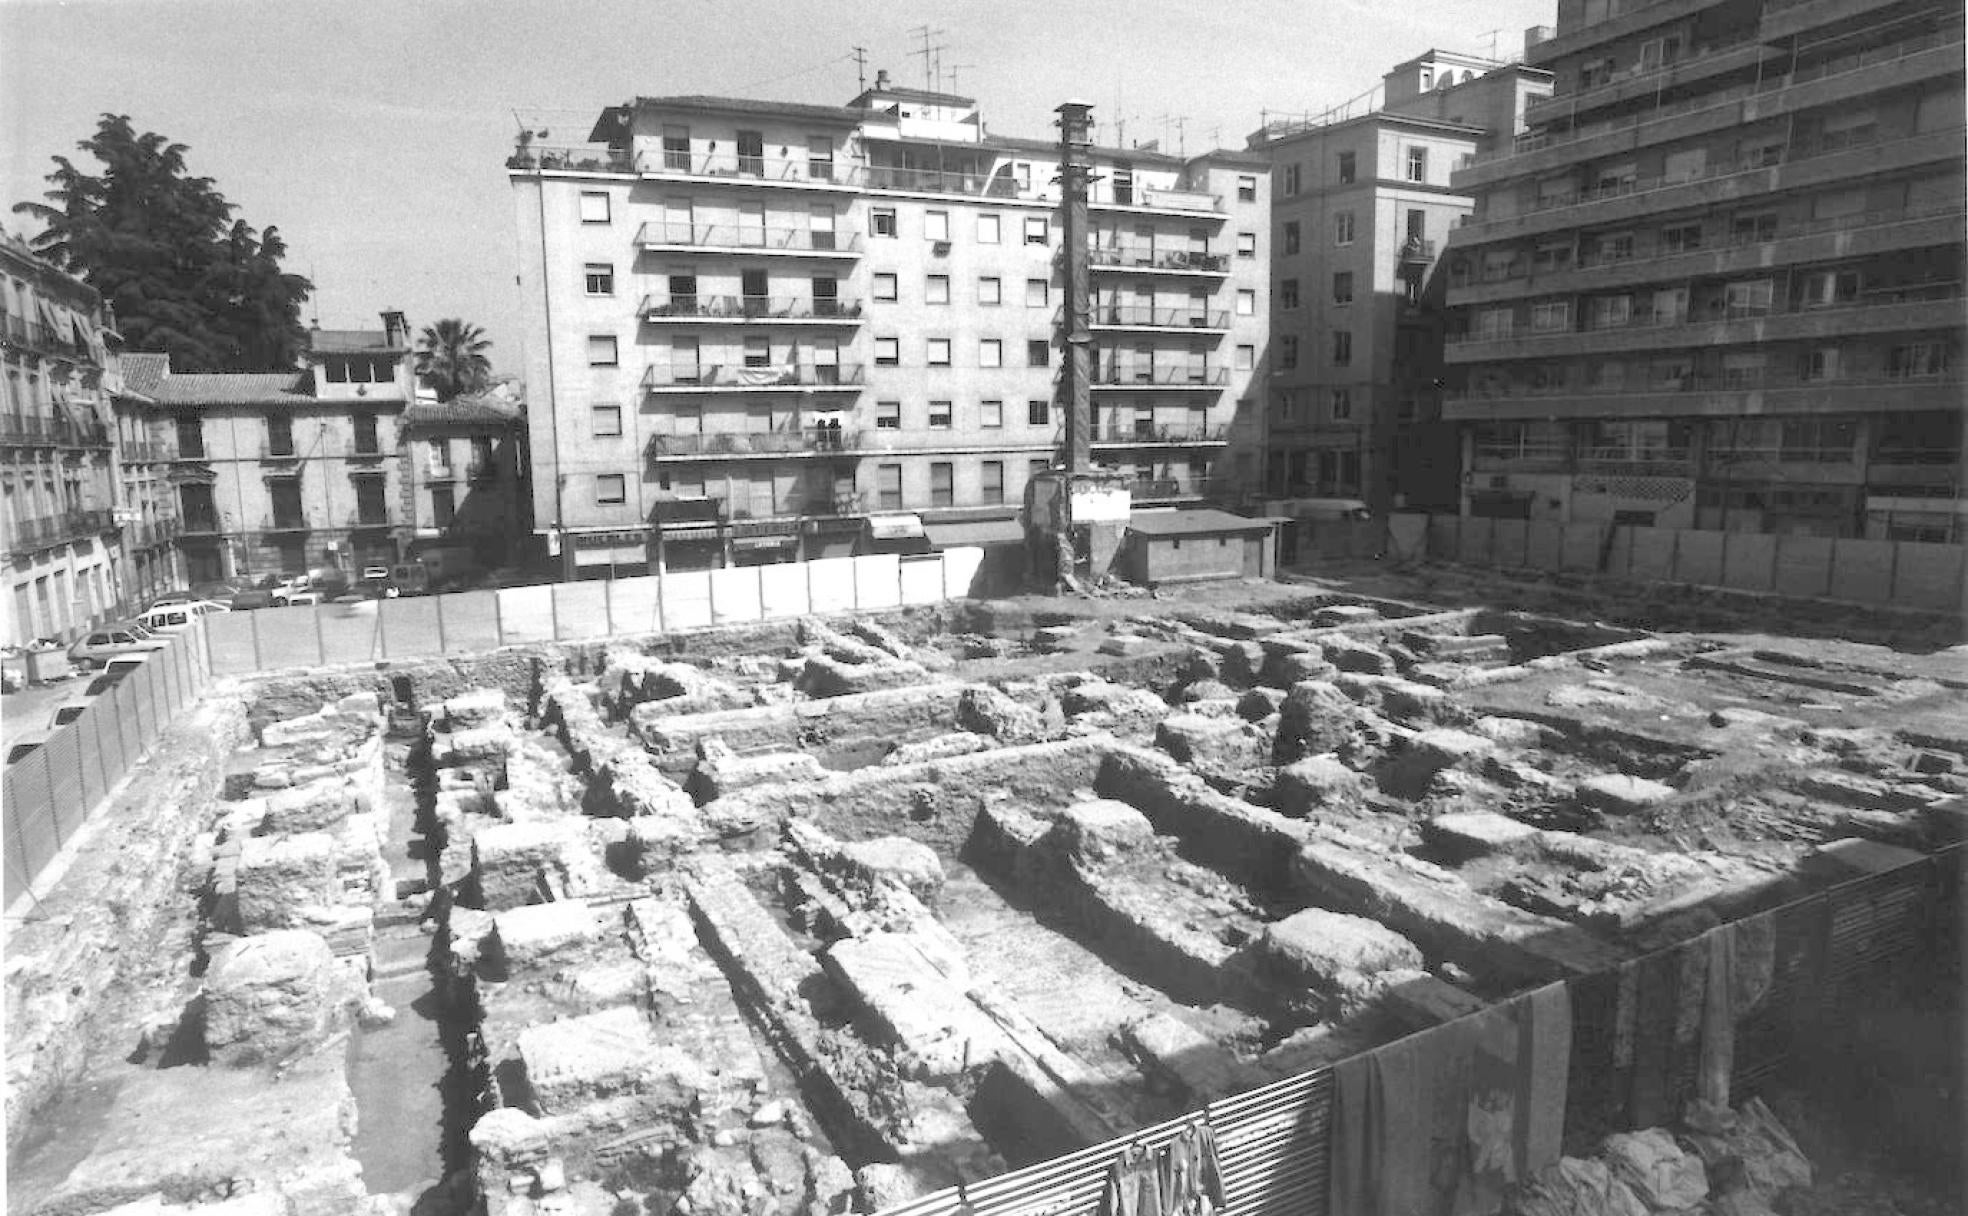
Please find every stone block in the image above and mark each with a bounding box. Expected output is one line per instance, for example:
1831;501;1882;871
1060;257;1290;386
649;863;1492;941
470;821;571;911
1219;640;1267;685
584;752;695;819
1471;716;1554;747
1381;973;1489;1030
440;688;509;731
1423;811;1541;860
1252;907;1424;1020
515;1006;708;1116
1054;799;1157;863
258;781;360;835
1033;624;1082;653
1407;729;1498;774
490;900;605;973
202;929;354;1067
1576;774;1676;816
1273;756;1367;817
1237;687;1286;721
883;733;992;766
956;685;1047;742
435;725;517;769
1155;712;1268;772
235;832;339;932
1321;636;1393;675
1313;605;1382;627
1274;681;1361;764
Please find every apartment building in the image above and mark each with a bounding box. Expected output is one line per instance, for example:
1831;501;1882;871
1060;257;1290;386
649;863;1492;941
1442;0;1966;541
1;226;127;646
398;384;531;568
113;352;185;604
157;314;417;582
1252;52;1553;519
509;76;1270;575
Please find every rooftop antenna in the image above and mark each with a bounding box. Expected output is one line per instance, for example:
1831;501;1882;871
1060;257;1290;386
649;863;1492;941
1480;28;1502;59
1153;113;1189;156
946;62;977;93
852;45;868;91
909;24;947;91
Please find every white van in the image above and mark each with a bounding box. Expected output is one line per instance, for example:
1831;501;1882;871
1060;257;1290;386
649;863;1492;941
136;600;230;632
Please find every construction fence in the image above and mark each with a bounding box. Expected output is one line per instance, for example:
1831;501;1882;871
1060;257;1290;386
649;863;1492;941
203;548;988;677
1288;515;1966;613
879;845;1959;1216
2;629;212;906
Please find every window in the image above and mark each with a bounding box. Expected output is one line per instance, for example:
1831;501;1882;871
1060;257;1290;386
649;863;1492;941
587;335;618;366
1331;388;1352;421
977;213;1000;243
875;337;900;366
662;125;690;169
1026;278;1049;307
871;207;898;237
1235;344;1255;370
432;484;456;527
266;414;293;457
1027;339;1050;367
981;399;1003;428
584;263;614;295
1337;150;1356;183
1592;231;1635;262
1278;335;1298;370
925;210;950;241
877;464;903;510
1333;211;1355;245
1236;231;1257;258
929;401;953;429
1661;222;1703;253
1797;269;1859;309
1724;279;1773;317
1532;300;1570;332
596;474;626;505
1798;346;1841;382
929;462;954;507
736;129;764;174
1889;342;1949;379
592;404;623;437
1283;163;1302;195
926;275;950;304
981;460;1005;505
1332;331;1352;366
876;401;901;429
743;335;771;367
972;276;1001;306
1731;211;1778;244
872;272;897;301
1332;272;1353;305
805;134;835;180
927;338;952;367
1024;216;1048;245
1406;209;1426;240
1281;222;1300;255
1405;146;1427;183
1028;399;1051;426
1237;175;1257;201
1235;289;1255;316
1589;295;1633;329
579;191;611;223
979;339;1002;368
353;411;379;454
1280;279;1300;310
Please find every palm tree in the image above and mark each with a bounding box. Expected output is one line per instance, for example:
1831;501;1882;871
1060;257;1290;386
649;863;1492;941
415;318;492;401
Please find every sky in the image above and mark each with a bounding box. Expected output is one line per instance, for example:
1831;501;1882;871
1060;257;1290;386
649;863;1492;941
2;0;1556;377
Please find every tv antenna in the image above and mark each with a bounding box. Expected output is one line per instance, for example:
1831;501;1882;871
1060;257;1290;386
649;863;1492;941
909;24;948;91
851;45;868;91
1480;28;1502;59
945;62;978;93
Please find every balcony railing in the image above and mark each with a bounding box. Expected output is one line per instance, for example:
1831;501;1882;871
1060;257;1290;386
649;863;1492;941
1524;35;1768;122
1092;366;1230;387
1576;446;1693;472
639;295;864;322
1473;443;1573;468
1448;285;1965;348
467;460;497;482
1450;369;1964;403
863;164;1021;199
0;415;57;445
346;512;393;529
1089;247;1232;274
0;312;88;361
641;363;866;390
1871;446;1965;467
1709;445;1858;465
179;516;223;536
1129;478;1195;501
654;150;859;187
1092;423;1230;445
506;144;638;174
1090;305;1231;330
1092;187;1225;214
262;516;310;534
3;508;118;555
647;427;866;459
261;442;301;461
119;440;172;462
635;222;862;255
1397;238;1438;262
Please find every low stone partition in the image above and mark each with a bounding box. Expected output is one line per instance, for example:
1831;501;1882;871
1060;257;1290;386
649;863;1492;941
633;681;977;774
1094;745;1309;895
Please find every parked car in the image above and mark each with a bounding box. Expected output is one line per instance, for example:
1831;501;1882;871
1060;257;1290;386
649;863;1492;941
84;656;150;696
137;600;230;632
7;732;49;766
49;698;95;729
228;574;286;610
361;565;393;582
343;576;399;601
68;625;170;668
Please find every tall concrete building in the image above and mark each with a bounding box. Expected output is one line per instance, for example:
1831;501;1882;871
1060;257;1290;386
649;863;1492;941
508;78;1270;576
1;227;128;645
1252;53;1553;522
1442;0;1965;541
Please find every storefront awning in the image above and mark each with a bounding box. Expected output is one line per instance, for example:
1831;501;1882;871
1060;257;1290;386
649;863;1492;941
659;525;723;543
866;513;924;541
732;534;797;551
924;518;1025;548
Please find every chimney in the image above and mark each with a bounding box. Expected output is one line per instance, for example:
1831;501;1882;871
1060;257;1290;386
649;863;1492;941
381;309;407;347
874;69;891;91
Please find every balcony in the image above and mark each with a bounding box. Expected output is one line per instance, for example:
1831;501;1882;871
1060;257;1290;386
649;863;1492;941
346;512;393;530
0;415;58;446
260;442;301;462
467;460;497;483
647;427;865;461
1445;371;1968;422
1091;366;1229;389
1396;238;1437;264
1576;446;1694;474
505;143;638;175
1091;423;1231;446
130;517;183;548
1088;304;1231;332
178;515;224;537
642;149;860;192
641;363;865;392
1522;37;1780;127
638;295;864;324
425;461;457;482
1129;478;1206;503
1471;443;1574;472
635;222;862;258
1088;247;1232;277
1090;187;1225;215
261;516;310;536
1868;446;1963;492
1523;0;1730;69
862;164;1023;200
0;312;88;362
346;440;386;460
118;439;173;462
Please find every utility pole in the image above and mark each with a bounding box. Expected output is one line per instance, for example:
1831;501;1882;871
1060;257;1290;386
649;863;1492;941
1057;101;1095;478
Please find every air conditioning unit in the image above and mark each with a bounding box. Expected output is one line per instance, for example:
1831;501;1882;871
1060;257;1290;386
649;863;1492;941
932;240;952;255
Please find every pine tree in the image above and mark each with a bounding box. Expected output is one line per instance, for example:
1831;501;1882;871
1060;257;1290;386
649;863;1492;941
415;319;493;401
13;113;312;372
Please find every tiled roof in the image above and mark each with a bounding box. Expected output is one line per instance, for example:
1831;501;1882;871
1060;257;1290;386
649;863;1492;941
1128;508;1278;537
152;372;312;407
310;328;405;354
119;353;170;397
400;393;522;429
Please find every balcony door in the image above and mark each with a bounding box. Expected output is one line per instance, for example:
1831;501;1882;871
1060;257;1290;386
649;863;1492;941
811;337;839;384
269;478;304;529
809;203;836;250
738;201;766;248
664;197;694;245
355;477;388;525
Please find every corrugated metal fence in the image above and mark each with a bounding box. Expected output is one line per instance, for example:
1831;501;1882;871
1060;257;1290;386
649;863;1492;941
2;629;212;907
875;846;1956;1216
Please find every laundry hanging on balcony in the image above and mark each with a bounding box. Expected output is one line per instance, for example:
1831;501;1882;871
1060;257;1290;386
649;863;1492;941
736;364;796;387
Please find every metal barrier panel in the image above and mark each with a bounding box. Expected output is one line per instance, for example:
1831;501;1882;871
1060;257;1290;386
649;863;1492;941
807;557;857;614
1559;523;1604;572
656;571;710;631
853;554;902;610
378;597;443;658
610;575;668;635
1211;1068;1333;1216
1426;514;1460;561
319;603;384;666
758;563;809;618
942;547;986;599
899;555;944;605
1674;529;1725;586
204;610;261;676
496;585;556;644
1460;516;1496;564
1527;520;1565;570
41;725;87;847
90;686;130;794
1493;519;1530;568
143;646;172;739
257;605;330;668
1891;540;1966;612
549;582;611;641
1627;527;1676;581
3;754;58;904
1828;539;1896;604
75;703;108;810
1772;535;1834;599
1604;526;1634;575
709;566;764;624
1721;531;1777;592
440;591;503;654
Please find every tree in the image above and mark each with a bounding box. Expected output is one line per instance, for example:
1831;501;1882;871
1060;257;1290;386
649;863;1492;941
14;114;312;372
415;319;493;401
